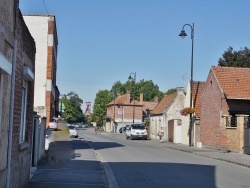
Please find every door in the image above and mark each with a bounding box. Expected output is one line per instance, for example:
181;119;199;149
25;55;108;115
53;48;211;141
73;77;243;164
175;124;182;144
244;126;250;154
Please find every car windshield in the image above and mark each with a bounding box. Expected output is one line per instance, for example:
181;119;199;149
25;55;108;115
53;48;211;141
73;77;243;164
131;124;145;130
68;126;75;129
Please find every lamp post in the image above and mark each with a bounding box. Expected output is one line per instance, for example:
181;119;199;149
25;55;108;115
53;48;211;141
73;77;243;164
128;72;136;124
179;23;194;146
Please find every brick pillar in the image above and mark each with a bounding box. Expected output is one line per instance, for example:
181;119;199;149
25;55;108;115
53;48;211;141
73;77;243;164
236;114;248;154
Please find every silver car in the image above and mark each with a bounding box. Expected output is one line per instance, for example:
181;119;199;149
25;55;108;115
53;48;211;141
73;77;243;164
68;125;78;138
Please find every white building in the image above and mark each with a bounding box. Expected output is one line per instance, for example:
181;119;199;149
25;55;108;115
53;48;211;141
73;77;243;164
23;14;60;128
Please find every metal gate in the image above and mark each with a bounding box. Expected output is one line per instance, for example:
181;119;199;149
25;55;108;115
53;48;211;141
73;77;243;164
244;117;250;154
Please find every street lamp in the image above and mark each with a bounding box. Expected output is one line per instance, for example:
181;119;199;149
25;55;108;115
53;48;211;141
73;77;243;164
128;72;136;124
179;23;194;146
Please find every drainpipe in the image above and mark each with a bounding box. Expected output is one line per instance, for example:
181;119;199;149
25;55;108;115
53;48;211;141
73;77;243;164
6;38;17;188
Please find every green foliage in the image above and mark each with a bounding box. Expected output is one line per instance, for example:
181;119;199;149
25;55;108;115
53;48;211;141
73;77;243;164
164;88;177;95
90;90;110;125
109;79;164;102
62;91;84;123
218;46;250;67
137;79;164;102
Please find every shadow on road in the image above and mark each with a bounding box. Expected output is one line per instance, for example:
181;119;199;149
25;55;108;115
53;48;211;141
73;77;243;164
109;162;216;188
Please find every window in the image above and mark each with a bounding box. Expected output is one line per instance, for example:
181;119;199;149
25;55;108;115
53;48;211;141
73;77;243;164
20;80;28;143
4;40;13;62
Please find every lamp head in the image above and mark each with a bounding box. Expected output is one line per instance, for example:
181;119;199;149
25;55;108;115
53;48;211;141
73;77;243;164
128;75;132;80
179;30;187;39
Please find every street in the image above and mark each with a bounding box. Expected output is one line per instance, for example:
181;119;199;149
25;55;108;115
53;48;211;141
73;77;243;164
80;128;250;188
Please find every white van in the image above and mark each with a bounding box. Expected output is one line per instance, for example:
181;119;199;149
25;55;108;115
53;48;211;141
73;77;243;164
125;124;147;140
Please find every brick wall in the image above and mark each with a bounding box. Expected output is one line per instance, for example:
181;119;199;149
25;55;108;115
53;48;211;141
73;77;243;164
10;9;36;188
108;104;143;123
200;69;228;149
46;17;57;127
46;91;53;128
224;115;245;152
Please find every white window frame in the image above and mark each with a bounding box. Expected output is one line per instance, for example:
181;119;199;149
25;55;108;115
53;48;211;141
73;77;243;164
20;80;28;143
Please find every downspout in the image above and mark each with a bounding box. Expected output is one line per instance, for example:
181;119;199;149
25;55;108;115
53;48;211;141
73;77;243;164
6;39;17;188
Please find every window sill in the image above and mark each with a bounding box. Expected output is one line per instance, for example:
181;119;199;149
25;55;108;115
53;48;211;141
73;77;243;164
226;127;237;129
19;142;30;151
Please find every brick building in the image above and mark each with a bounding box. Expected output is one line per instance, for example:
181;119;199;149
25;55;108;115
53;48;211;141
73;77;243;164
200;66;250;153
106;91;144;133
0;1;36;187
23;15;60;128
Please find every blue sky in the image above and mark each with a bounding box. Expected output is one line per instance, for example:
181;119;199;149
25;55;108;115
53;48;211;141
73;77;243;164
19;0;250;111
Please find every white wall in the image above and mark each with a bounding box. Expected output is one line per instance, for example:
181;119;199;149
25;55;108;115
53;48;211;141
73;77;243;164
23;16;49;108
181;82;191;145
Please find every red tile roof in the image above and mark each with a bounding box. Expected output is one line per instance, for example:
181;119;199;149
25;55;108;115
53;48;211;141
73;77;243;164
108;94;141;106
142;101;158;112
151;92;177;115
212;66;250;99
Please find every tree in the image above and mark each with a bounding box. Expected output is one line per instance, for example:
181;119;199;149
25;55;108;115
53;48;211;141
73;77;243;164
109;79;164;102
136;79;164;102
62;91;84;123
91;90;111;126
218;46;250;67
164;88;177;95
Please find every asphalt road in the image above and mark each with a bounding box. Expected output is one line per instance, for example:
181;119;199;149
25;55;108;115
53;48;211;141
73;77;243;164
79;128;250;188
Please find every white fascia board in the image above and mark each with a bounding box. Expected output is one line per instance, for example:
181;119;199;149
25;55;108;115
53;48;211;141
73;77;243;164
0;52;12;75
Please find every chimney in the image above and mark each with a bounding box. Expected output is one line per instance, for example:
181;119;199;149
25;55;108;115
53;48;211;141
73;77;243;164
176;87;184;95
154;96;158;103
126;90;130;104
140;93;143;103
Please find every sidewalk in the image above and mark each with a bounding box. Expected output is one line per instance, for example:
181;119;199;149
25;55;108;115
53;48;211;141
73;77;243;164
107;132;250;169
24;123;106;188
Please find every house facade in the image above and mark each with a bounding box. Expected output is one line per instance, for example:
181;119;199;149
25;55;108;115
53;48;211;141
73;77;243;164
0;1;36;187
200;66;250;153
181;81;205;146
106;91;144;133
150;88;185;141
23;15;60;128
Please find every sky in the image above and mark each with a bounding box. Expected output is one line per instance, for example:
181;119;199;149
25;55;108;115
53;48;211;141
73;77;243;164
19;0;250;111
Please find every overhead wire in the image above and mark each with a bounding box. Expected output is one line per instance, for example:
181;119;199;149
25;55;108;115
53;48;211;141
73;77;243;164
42;0;49;15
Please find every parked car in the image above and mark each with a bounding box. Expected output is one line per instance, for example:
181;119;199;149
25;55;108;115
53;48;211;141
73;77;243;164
49;120;58;130
119;127;126;133
68;125;78;138
83;123;89;128
125;124;147;140
75;122;83;128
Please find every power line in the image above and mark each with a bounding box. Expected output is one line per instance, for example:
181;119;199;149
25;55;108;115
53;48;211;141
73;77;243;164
42;0;49;15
